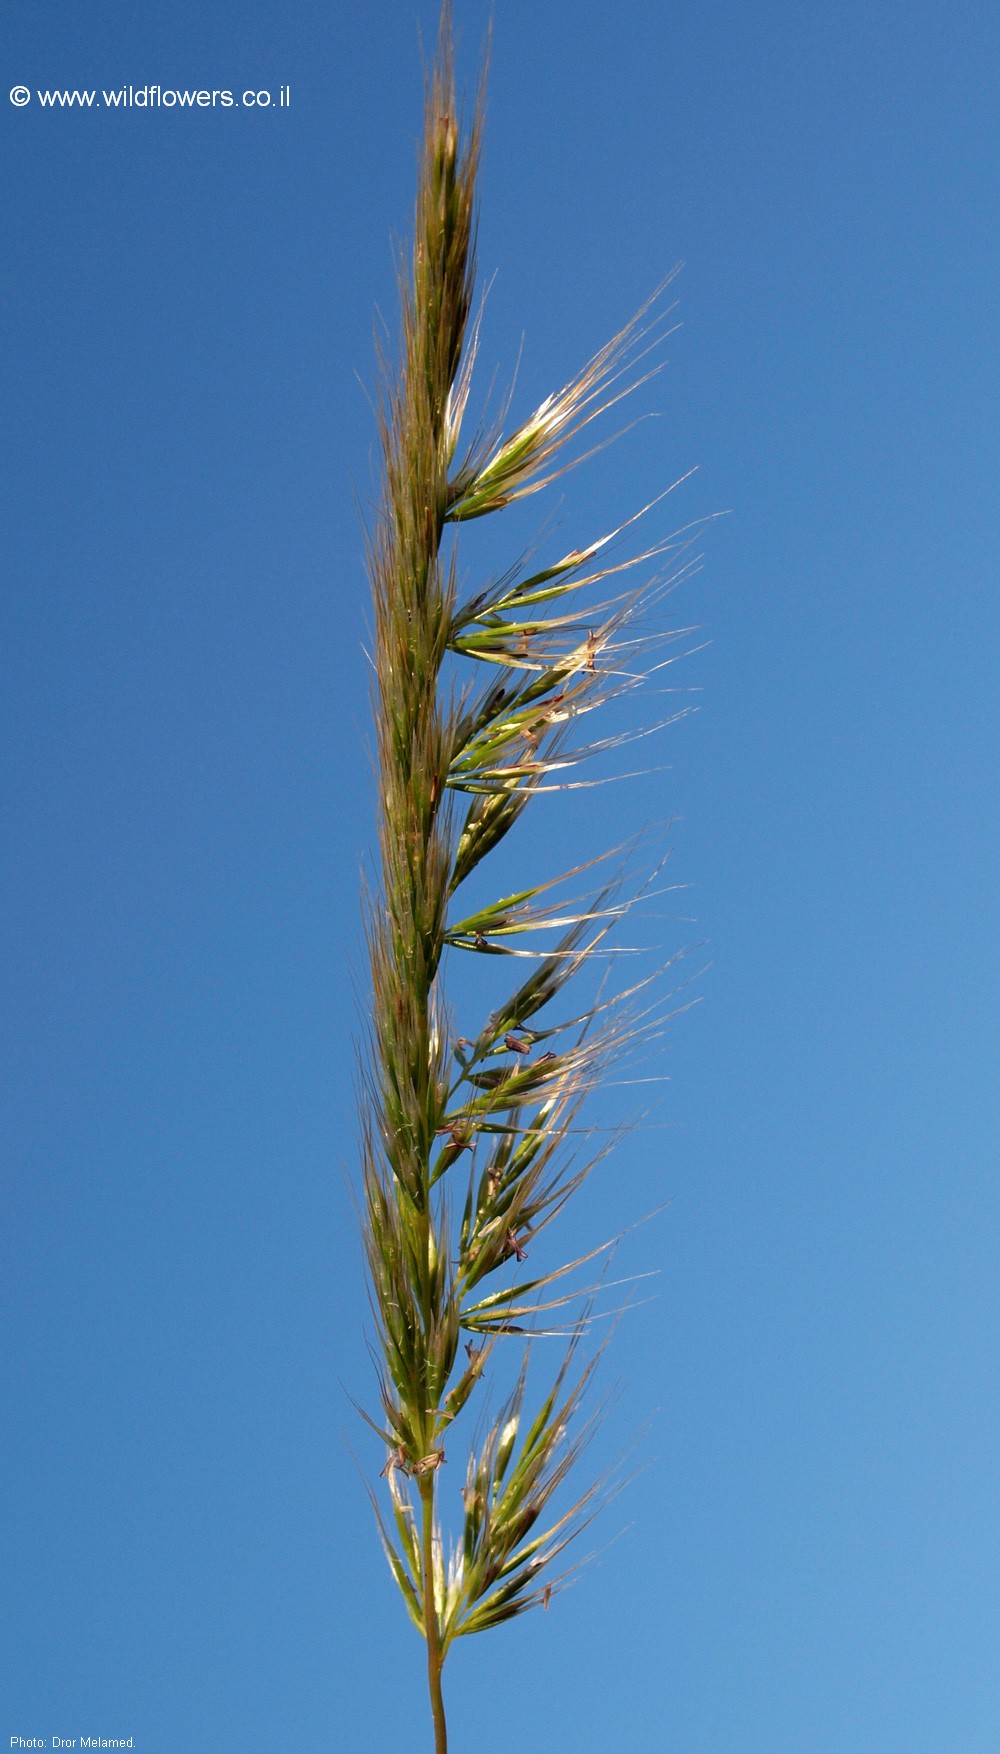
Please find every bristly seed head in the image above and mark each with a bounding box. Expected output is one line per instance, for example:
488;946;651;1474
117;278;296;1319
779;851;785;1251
359;4;697;1723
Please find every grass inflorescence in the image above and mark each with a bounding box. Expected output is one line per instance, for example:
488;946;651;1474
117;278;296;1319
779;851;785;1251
357;15;703;1750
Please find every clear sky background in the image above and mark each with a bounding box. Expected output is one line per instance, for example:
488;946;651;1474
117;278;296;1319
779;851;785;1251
3;3;998;1751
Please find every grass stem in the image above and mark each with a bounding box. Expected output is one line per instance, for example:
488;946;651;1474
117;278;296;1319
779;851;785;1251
420;1476;448;1754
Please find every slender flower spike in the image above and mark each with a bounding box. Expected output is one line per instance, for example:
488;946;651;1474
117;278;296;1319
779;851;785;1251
358;12;702;1753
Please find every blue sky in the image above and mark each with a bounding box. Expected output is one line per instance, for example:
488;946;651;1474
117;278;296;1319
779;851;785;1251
3;2;998;1750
